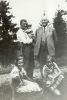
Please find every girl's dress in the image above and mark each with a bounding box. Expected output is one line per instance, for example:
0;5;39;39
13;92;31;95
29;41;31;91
10;65;42;93
42;62;64;89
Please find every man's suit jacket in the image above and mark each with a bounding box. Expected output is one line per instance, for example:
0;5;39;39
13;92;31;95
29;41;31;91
34;23;57;57
34;26;46;56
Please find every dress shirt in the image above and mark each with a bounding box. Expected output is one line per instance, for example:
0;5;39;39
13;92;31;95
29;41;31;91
16;28;32;44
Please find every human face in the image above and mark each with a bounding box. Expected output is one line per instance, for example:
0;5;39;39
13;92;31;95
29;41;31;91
42;21;48;27
17;59;24;69
21;21;27;30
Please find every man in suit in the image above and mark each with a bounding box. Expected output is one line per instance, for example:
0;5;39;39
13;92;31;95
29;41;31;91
34;17;57;76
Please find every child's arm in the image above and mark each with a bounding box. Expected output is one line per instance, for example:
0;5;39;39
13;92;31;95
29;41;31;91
52;62;62;78
21;68;27;76
42;65;47;76
53;62;61;73
20;68;34;82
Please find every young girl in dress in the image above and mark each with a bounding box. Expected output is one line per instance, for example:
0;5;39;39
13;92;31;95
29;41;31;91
42;55;64;96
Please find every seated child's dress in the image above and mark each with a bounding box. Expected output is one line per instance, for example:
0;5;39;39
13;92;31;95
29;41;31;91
42;61;64;88
10;64;42;93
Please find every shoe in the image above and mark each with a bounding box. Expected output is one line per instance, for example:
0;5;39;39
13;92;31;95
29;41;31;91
50;87;61;96
54;89;61;96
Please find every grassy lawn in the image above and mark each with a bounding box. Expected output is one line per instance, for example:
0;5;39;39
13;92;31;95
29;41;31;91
0;73;67;100
56;37;67;67
0;35;67;100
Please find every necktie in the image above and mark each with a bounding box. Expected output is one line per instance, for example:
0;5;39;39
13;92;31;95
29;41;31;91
41;27;46;44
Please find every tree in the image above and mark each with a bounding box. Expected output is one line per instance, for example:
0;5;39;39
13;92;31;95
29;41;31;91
54;9;67;57
0;0;18;43
54;9;67;40
0;0;19;67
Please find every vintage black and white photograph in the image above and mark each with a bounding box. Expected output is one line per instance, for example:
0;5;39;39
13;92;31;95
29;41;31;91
0;0;67;100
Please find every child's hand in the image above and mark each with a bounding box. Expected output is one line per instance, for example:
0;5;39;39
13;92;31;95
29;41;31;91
21;68;27;76
48;75;54;83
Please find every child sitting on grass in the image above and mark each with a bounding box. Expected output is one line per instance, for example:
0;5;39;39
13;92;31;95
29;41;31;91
42;55;64;96
10;56;42;93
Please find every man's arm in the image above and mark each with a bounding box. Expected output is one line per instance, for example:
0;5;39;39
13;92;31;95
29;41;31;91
16;29;33;44
53;28;58;44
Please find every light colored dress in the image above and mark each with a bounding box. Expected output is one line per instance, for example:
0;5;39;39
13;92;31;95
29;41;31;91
10;65;42;93
42;62;64;88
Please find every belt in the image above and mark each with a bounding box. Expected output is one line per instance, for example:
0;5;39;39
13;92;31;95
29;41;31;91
23;43;33;47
